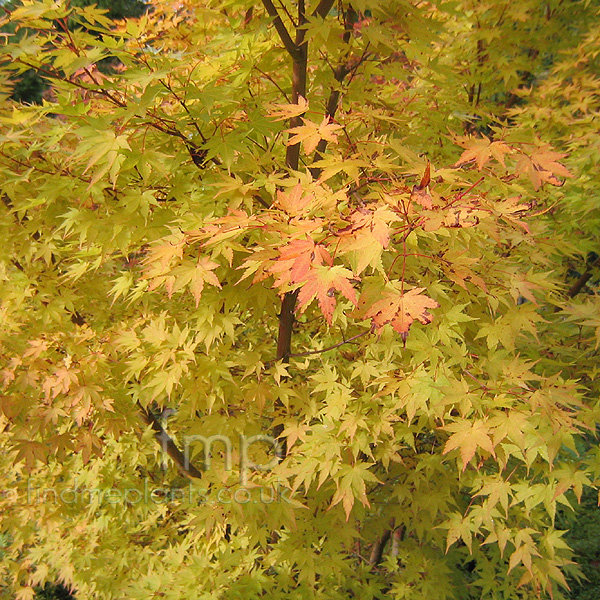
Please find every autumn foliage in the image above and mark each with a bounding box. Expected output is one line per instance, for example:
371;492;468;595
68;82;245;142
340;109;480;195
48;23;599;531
0;0;599;599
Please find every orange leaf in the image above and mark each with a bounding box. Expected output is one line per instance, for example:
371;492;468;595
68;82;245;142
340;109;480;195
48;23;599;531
296;265;358;323
515;147;573;190
337;206;396;274
364;287;439;340
269;239;333;290
267;96;309;121
285;116;342;154
411;186;433;209
142;234;185;274
417;161;431;188
275;182;313;216
455;136;512;170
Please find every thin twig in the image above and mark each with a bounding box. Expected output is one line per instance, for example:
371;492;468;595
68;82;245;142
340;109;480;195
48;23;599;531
277;0;298;26
288;330;371;358
255;66;291;102
443;176;485;209
160;78;205;140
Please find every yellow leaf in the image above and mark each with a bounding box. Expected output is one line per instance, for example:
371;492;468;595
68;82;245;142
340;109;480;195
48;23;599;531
15;587;36;600
455;136;512;170
442;419;495;471
285;116;342;154
267;96;309;121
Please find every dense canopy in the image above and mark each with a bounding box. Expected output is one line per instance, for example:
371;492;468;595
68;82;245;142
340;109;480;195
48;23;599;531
0;1;599;599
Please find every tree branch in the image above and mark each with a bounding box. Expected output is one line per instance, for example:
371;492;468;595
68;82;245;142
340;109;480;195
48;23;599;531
261;0;302;61
276;289;300;361
137;401;203;479
368;529;392;565
273;0;309;455
284;0;308;171
310;8;365;178
275;0;309;370
568;254;600;298
312;0;336;19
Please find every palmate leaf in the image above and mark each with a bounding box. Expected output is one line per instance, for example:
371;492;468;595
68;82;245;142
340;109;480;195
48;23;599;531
336;206;397;274
274;182;314;216
285;116;342;154
267;95;309;121
269;238;332;288
442;419;496;471
364;286;439;340
169;257;222;306
455;136;512;170
329;463;381;521
296;264;358;324
515;146;574;190
1;0;599;597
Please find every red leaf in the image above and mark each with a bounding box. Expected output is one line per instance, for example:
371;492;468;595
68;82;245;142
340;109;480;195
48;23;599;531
417;161;431;189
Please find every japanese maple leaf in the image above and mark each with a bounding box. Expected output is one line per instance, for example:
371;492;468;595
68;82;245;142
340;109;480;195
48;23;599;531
515;146;573;190
170;257;222;306
337;206;396;274
364;287;439;339
410;186;433;209
269;239;332;289
285;116;343;154
296;264;358;323
142;234;185;274
187;209;256;247
455;136;512;170
442;419;496;471
348;206;394;248
267;95;309;121
275;182;313;216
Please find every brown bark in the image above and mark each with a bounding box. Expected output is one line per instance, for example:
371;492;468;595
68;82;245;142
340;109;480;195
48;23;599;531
276;289;300;361
568;254;600;298
138;402;203;479
368;528;392;565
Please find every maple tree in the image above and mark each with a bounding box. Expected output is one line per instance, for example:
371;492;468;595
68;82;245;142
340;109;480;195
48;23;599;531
0;0;599;599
